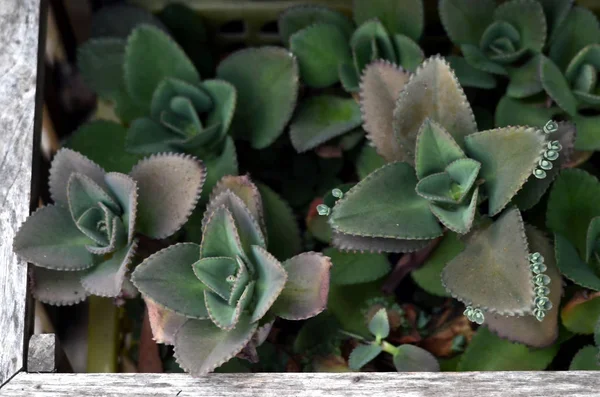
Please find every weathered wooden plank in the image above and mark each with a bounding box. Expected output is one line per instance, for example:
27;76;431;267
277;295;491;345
2;372;600;396
27;334;71;373
0;0;42;387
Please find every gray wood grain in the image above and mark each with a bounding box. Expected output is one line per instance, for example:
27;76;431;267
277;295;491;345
0;0;42;387
27;334;71;374
2;372;600;397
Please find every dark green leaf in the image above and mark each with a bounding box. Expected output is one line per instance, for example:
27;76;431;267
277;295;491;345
494;95;562;128
415;118;466;179
91;4;167;39
561;291;600;334
540;55;578;116
550;6;600;70
447;56;497;89
325;247;390;285
278;5;354;45
439;0;495;46
356;144;387;180
494;0;547;53
249;245;287;322
353;0;424;40
348;343;382;370
393;345;440;372
555;234;600;291
569;346;600;370
507;55;544;98
368;308;390;339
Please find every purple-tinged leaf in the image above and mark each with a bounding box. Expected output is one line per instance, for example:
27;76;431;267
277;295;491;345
144;296;187;345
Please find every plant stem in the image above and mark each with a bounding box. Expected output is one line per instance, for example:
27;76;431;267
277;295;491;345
381;341;400;356
87;296;121;372
338;329;367;341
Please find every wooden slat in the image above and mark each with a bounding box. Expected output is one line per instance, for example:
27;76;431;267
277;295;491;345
0;0;42;387
2;372;600;396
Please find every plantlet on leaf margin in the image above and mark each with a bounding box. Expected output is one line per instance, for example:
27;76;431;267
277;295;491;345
132;175;332;375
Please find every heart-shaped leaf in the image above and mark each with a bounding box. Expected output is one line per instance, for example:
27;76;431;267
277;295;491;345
278;5;354;45
329;162;443;241
81;240;138;297
173;316;257;376
415;118;466;179
144;297;188;345
325;247;391;285
249;245;287;322
439;0;495;46
217;47;299;149
368;308;390;339
348;343;382;370
393;345;440;372
393;56;477;164
131;243;207;319
290;95;362;152
442;207;535;315
31;267;89;306
483;225;561;347
465;126;546;216
359;60;411;162
129;153;205;239
271;252;331;320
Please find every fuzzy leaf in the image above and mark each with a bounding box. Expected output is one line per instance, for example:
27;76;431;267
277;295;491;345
192;256;238;301
13;205;95;270
356;144;387;180
442;207;535;315
204;285;252;331
65;121;143;174
550;6;600;70
368;308;390;339
125;118;176;155
393;345;440;372
332;232;431;254
540;55;578;116
547;169;600;257
507;55;544;98
412;232;464;297
200;206;245;260
329;162;443;241
348;343;382;370
104;172;138;245
290;95;362;152
416;172;459;204
124;26;199;109
132;243;207;319
439;0;495;46
465;126;546;216
430;187;479;234
494;0;547;54
447;56;497;89
217;47;298;149
250;245;287;322
144;297;187;345
211;176;264;232
483;225;561;347
494;96;562;129
290;24;351;88
81;241;137;298
353;0;423;40
173;316;257;375
393;56;477;164
457;326;559;370
49;149;109;206
272;252;331;320
415;118;466;179
278;5;354;45
561;291;600;334
325;247;390;285
359;60;411;162
257;183;301;261
461;44;508;75
129;153;205;239
555;234;600;291
31;267;88;306
67;173;120;220
570;346;600;370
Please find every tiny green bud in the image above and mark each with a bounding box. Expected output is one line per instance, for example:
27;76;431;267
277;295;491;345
549;140;562;151
544;150;559;161
316;204;331;216
535;296;553;311
533;169;547;179
331;188;344;199
471;309;485;325
539;159;553;170
226;275;236;283
529;252;541;261
543;120;558;134
530;263;547;274
534;274;551;286
534;286;550;296
534;308;546;322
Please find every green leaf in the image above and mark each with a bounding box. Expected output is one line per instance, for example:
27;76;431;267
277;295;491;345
507;55;544;98
129;153;205;239
430;187;479;234
359;60;411;162
272;252;332;320
494;0;547;54
249;245;287;322
200;206;245;260
217;47;299;149
415;118;466;179
77;39;144;123
483;225;561;347
192;256;238;301
290;95;362;152
13;205;95;271
392;34;424;72
412;232;464;297
550;6;600;70
293;312;340;354
537;0;573;43
31;267;88;306
461;44;507;75
416;172;459;204
290;24;351;88
144;297;188;345
494;95;562;128
329;162;443;241
439;0;495;46
325;247;390;285
65;121;143;174
104;172;137;245
124;26;200;109
442;207;535;315
339;61;360;92
353;0;424;40
204;284;252;331
348;343;382;370
81;241;137;298
547;169;600;257
173;315;257;375
393;56;477;164
91;4;167;39
447;56;497;89
393;345;440;372
540;55;578;116
465;126;546;216
131;243;207;318
570;346;600;370
572;113;600;151
125;118;176;154
356;144;387;180
587;217;600;263
351;20;395;71
561;291;600;333
67;173;120;220
257;183;301;261
278;5;354;45
457;326;559;370
332;232;431;254
555;234;600;291
368;308;390;339
328;279;384;336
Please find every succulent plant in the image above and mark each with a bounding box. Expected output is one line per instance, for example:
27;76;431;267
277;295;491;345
322;55;575;346
13;149;205;305
131;175;332;375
